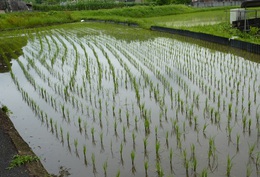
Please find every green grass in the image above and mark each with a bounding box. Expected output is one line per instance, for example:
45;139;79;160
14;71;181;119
0;5;259;44
7;154;39;170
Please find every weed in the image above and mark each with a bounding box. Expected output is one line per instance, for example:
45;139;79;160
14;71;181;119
7;155;39;170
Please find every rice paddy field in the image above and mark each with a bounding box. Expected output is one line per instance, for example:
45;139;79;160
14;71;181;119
0;22;260;177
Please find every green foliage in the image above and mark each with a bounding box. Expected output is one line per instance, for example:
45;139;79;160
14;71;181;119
1;105;12;114
1;105;9;113
7;155;39;170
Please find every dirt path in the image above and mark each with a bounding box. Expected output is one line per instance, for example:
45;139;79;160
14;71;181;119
0;109;51;177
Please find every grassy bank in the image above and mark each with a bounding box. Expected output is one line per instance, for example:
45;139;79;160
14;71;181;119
0;5;259;44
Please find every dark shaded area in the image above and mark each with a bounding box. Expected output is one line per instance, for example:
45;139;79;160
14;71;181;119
232;17;260;30
241;0;260;8
0;36;27;73
0;0;28;12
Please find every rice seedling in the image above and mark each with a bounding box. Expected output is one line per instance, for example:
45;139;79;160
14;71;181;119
60;126;64;143
226;155;233;177
155;126;158;142
123;125;126;143
132;132;136;150
236;134;240;152
134;116;138;131
156;140;161;161
91;153;97;174
248;143;256;158
165;131;169;149
116;169;120;177
156;162;164;177
83;145;87;165
131;150;136;174
120;142;124;163
78;116;82;133
103;160;108;177
200;168;208;177
91;127;95;144
50;118;54;133
246;164;252;177
144;160;148;177
98;132;104;152
248;118;252;135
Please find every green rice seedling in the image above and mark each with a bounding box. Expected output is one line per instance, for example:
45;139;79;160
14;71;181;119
156;162;164;177
132;132;136;150
194;116;198;130
131;150;136;174
135;116;138;131
97;115;102;129
83;145;87;165
98;98;102;110
242;116;247;132
256;152;260;168
156;141;161;161
191;144;195;160
91;127;95;144
203;123;208;136
248;143;256;158
185;159;189;176
248;101;251;115
74;138;78;153
84;121;88;137
100;132;104;151
144;160;148;177
228;104;232;117
114;120;118;137
103;160;108;177
60;126;64;143
92;153;97;174
169;148;173;166
144;117;150;135
155;126;158;142
92;109;95;122
226;155;233;177
119;108;122;122
126;110;130;128
116;169;120;177
193;157;197;173
78;116;82;132
183;121;186;133
256;112;260;124
143;137;148;156
200;168;208;177
246;164;252;177
61;104;65;118
50;118;54;133
165;107;168;121
165;131;169;149
123;126;126;143
120;142;123;161
248;118;252;135
54;122;58;137
236;134;240;152
227;124;233;141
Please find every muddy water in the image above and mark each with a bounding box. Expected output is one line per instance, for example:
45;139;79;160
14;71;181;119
0;22;259;177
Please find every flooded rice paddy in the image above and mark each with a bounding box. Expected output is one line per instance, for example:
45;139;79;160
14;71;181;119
0;22;260;177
